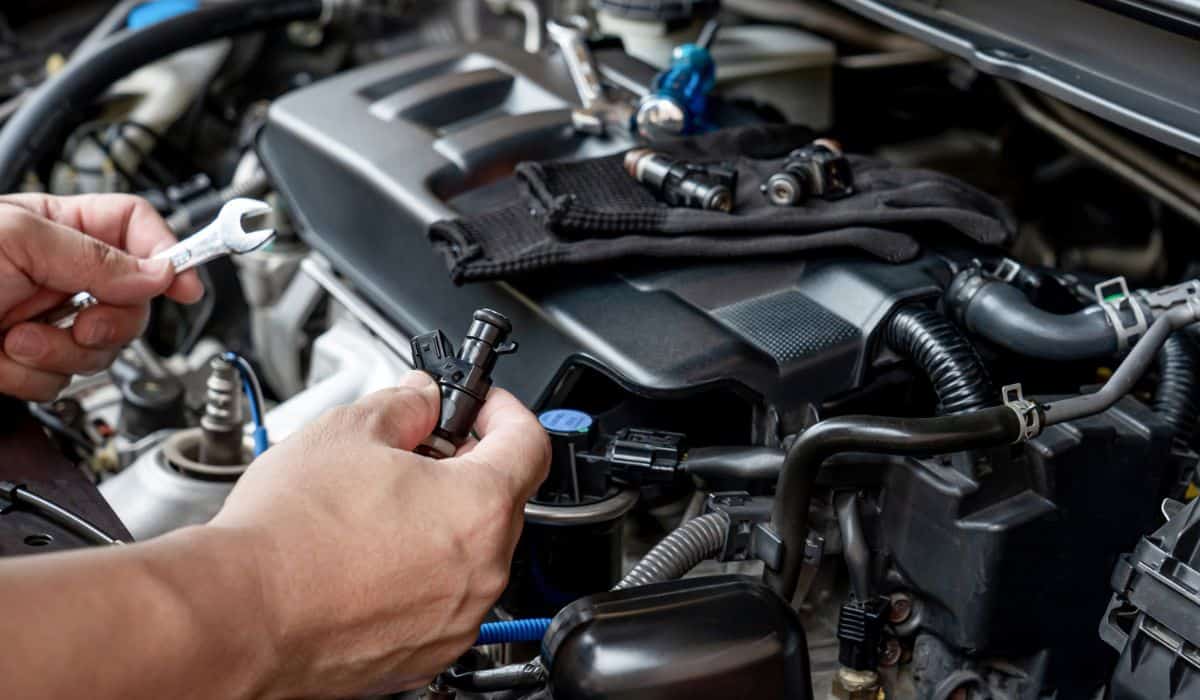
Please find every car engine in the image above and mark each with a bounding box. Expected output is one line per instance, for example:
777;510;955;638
4;1;1200;698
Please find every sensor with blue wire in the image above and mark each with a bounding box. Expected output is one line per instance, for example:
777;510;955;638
222;351;269;457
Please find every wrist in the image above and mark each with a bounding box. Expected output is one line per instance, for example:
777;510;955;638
143;525;282;698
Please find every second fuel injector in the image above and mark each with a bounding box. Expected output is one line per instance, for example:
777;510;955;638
411;309;518;459
761;138;855;206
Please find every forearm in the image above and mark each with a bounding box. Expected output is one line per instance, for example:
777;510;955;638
0;525;277;699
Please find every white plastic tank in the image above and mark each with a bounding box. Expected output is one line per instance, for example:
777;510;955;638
709;25;836;130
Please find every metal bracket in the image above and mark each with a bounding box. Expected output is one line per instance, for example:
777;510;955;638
704;491;783;570
1002;383;1041;443
1095;276;1148;353
1143;279;1200;311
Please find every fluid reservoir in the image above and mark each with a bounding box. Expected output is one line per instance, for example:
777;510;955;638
502;409;638;618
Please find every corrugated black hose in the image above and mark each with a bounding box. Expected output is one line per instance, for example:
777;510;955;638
1155;332;1200;442
884;305;995;415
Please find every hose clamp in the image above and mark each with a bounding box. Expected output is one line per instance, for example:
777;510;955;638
992;258;1021;283
1002;384;1040;442
1095;276;1148;353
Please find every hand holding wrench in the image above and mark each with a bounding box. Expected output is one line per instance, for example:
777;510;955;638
37;198;275;329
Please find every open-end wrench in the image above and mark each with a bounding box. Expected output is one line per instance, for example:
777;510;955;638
36;198;275;329
546;17;633;135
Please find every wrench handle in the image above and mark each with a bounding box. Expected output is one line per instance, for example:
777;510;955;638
32;238;199;330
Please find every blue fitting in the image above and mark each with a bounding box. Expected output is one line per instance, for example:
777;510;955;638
127;0;199;29
649;43;717;134
475;618;553;646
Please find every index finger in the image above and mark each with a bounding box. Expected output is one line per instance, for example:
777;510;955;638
454;388;550;502
0;193;203;304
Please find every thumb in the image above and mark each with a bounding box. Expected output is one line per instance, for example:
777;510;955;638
349;371;443;452
0;206;173;305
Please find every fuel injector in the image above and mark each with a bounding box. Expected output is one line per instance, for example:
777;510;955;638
411;309;518;459
761;138;855;206
624;148;737;212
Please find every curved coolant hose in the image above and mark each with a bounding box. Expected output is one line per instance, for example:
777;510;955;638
476;618;553;646
1155;332;1200;442
0;0;327;191
884;305;995;414
765;407;1026;600
945;268;1135;361
1041;305;1200;425
612;512;728;590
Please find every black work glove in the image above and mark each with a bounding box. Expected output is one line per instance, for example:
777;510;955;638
430;125;1015;284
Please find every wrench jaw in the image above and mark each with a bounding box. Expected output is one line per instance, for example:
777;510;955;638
217;198;276;253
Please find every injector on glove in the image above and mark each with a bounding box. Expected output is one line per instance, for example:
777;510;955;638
411;309;518;459
624;148;738;212
761;138;854;206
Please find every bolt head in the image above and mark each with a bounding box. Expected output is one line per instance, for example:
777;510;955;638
888;591;913;623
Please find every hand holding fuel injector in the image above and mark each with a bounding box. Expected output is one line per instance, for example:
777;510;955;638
0;194;550;699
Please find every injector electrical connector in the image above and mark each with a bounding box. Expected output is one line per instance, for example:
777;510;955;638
623;148;738;213
411;309;518;459
761;138;855;206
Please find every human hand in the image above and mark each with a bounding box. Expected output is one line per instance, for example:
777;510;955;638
0;193;203;400
210;371;551;697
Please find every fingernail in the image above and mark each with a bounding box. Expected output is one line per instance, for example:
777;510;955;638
80;319;112;347
137;258;171;277
7;327;45;359
399;370;435;391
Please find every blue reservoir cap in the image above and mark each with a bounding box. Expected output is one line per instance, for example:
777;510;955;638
539;409;593;434
127;0;199;29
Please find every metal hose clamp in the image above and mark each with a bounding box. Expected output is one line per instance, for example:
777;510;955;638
1095;276;1148;353
1002;384;1041;442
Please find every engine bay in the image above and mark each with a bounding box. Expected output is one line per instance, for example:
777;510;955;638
5;1;1200;698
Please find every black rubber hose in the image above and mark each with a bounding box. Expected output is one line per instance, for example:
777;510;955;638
884;305;995;415
764;406;1026;599
945;268;1142;361
1154;332;1199;441
680;446;785;481
0;0;326;192
835;492;870;602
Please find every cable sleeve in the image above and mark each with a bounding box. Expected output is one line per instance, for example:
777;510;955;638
476;618;553;646
884;305;994;414
612;512;728;590
1154;332;1200;442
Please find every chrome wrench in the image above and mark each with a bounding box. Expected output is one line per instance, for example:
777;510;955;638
37;198;275;329
546;17;633;135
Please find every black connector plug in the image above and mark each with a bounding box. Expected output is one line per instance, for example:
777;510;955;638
411;309;517;459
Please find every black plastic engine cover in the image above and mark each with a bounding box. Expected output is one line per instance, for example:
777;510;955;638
257;41;949;418
542;576;812;699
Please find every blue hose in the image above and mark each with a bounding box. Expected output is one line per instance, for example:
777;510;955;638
476;618;553;646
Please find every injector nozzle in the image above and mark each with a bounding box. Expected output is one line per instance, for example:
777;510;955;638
411;309;518;459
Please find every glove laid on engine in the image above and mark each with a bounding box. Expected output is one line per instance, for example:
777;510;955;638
429;125;1015;284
